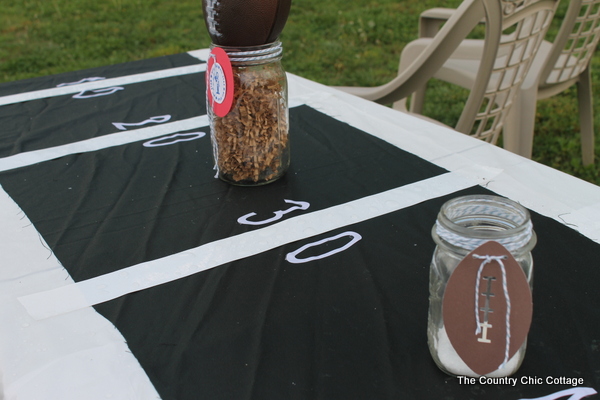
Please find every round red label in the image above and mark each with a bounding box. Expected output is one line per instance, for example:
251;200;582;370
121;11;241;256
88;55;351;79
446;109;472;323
207;47;234;117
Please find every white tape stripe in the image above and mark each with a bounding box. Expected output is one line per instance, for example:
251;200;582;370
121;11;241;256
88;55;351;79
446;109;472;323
0;100;307;172
18;169;484;320
0;115;209;172
0;64;207;106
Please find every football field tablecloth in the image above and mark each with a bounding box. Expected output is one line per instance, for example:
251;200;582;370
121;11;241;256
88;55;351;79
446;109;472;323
0;52;599;400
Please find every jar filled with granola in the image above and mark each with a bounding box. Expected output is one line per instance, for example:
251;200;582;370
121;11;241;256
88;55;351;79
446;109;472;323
206;41;289;186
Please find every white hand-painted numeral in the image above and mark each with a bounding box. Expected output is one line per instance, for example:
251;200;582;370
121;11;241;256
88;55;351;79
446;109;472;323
286;231;362;264
143;132;206;147
520;387;597;400
73;87;124;99
237;199;310;226
113;115;171;131
56;77;106;87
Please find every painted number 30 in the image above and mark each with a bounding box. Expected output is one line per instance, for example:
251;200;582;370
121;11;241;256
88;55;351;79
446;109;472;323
237;201;362;264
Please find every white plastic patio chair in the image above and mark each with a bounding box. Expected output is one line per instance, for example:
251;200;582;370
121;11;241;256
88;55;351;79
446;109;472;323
336;0;559;147
503;0;600;165
409;0;600;165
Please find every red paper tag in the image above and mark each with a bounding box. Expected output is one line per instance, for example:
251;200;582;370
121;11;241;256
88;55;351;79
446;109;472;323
442;241;533;375
207;47;234;117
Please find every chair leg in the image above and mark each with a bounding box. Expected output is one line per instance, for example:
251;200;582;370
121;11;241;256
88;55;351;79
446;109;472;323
408;84;427;114
394;42;427;113
503;85;537;159
392;97;409;111
578;64;595;166
392;85;425;112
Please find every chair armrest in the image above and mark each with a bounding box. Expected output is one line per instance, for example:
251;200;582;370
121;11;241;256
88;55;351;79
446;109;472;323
419;7;485;38
419;8;458;38
332;0;485;105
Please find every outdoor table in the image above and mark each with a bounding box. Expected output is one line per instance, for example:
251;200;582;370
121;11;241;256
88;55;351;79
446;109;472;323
0;49;599;400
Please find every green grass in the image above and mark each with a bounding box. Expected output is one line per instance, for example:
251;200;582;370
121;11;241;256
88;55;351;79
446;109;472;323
1;0;599;185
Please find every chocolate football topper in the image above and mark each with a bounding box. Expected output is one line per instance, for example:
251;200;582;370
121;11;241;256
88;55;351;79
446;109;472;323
202;0;292;47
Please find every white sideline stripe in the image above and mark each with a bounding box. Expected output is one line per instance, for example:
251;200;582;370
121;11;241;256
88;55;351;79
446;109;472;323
0;115;209;172
18;168;491;320
0;63;207;106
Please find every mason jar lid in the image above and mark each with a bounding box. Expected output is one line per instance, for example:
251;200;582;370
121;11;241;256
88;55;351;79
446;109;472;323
211;41;283;64
432;195;536;253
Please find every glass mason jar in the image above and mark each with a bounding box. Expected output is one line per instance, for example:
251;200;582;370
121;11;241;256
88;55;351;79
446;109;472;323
427;195;537;377
207;41;289;186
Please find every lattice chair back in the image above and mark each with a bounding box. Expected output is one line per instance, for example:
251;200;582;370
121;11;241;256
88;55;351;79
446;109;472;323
459;0;559;143
540;0;600;89
334;0;559;148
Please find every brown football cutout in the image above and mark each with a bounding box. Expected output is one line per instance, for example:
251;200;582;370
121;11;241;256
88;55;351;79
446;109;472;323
442;241;533;376
202;0;292;47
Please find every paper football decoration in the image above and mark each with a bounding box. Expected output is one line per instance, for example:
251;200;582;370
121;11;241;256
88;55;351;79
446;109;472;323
442;241;533;376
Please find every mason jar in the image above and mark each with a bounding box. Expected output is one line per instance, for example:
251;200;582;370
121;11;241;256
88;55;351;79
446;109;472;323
207;40;289;186
427;195;537;377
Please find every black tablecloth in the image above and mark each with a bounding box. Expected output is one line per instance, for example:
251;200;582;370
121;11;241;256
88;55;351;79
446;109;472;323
0;53;598;400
